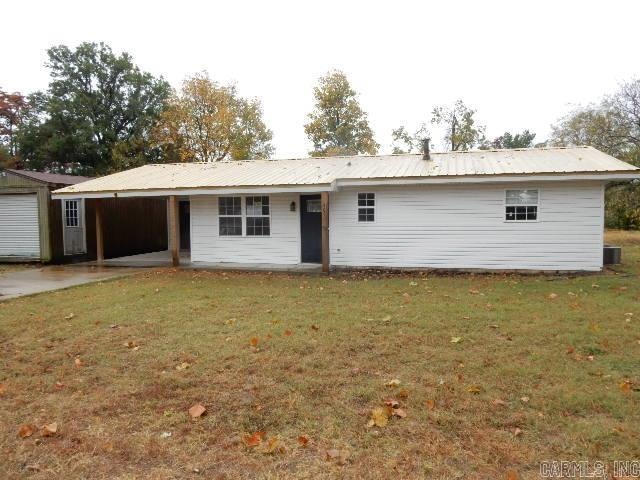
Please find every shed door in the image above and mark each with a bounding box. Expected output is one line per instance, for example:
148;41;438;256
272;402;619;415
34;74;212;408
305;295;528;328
63;199;86;255
0;194;41;259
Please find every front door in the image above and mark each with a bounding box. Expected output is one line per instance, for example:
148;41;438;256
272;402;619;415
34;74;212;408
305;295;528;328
179;201;190;251
63;198;86;255
300;195;322;263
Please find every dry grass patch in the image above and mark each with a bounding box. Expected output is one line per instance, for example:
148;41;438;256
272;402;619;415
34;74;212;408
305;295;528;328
0;232;639;479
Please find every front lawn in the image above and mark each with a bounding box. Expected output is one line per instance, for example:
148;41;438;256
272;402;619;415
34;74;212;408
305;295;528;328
0;232;639;479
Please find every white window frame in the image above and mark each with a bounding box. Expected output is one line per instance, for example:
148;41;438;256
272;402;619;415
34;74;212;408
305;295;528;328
504;189;540;223
245;196;271;236
64;199;81;227
357;192;376;223
218;196;243;236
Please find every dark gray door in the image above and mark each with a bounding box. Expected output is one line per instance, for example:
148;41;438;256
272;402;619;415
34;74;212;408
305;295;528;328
300;195;322;263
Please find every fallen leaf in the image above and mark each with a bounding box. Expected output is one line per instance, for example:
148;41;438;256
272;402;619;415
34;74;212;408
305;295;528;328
367;406;391;427
385;379;401;387
468;289;480;294
492;399;507;407
297;435;310;447
123;340;138;349
520;396;530;403
397;388;409;399
311;324;320;331
513;427;523;437
261;437;285;454
450;336;462;344
425;399;436;410
54;381;64;390
74;357;83;367
0;383;6;396
243;431;265;447
566;346;574;355
619;380;632;393
467;385;482;394
381;315;392;322
392;408;407;418
250;337;259;347
41;422;58;437
548;293;558;299
284;330;292;336
326;448;340;459
188;404;206;418
160;431;172;438
64;313;75;320
175;362;191;371
506;469;519;480
384;398;399;408
409;281;418;286
18;424;35;438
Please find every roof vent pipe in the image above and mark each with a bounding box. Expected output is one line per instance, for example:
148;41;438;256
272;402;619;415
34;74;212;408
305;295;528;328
422;138;431;161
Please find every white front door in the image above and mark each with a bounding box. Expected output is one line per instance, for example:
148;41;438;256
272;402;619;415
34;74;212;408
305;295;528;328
63;199;86;255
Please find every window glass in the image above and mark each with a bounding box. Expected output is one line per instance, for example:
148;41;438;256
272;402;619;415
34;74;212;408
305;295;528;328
357;193;375;222
219;197;242;235
505;190;538;221
65;200;79;227
246;196;270;236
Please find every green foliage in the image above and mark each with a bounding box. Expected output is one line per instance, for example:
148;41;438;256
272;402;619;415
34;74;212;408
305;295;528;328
391;124;430;154
551;78;640;229
304;70;378;157
431;100;485;151
151;72;273;162
481;130;536;149
17;42;170;174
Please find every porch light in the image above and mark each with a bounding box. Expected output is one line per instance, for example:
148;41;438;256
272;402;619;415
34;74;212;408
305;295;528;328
290;201;296;212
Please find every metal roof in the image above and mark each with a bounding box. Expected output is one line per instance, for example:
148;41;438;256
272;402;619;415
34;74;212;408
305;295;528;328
53;147;639;196
6;169;93;186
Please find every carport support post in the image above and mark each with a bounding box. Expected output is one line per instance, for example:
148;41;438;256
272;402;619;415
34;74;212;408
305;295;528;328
95;199;104;265
168;195;180;267
321;191;330;273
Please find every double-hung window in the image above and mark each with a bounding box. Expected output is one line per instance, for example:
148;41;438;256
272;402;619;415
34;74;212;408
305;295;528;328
246;196;270;236
505;189;538;221
357;193;375;222
65;200;80;227
219;197;242;235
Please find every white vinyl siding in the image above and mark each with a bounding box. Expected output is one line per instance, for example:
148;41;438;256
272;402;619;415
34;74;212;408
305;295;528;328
190;194;300;264
0;194;41;259
329;183;605;271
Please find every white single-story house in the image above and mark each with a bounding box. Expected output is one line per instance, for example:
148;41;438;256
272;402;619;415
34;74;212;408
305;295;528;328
52;146;639;272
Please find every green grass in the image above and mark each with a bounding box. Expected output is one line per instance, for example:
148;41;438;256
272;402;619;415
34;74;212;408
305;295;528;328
0;231;639;479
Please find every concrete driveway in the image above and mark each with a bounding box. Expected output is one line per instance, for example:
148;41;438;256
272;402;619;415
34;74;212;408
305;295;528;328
0;266;141;301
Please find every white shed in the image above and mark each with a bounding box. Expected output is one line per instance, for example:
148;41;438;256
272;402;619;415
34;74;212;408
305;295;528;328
52;146;640;272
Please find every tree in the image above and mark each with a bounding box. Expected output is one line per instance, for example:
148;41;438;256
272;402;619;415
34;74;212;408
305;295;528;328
17;42;170;174
551;78;640;229
304;70;378;157
481;130;537;150
0;89;29;159
150;72;273;162
431;100;485;151
391;124;430;154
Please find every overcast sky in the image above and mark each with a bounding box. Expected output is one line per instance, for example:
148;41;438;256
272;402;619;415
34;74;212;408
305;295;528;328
3;0;639;157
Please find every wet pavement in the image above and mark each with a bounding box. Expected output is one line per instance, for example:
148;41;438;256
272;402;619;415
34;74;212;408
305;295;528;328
0;266;142;301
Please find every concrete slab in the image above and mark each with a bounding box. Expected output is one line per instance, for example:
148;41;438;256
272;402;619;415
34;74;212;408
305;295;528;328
0;266;142;301
81;250;322;273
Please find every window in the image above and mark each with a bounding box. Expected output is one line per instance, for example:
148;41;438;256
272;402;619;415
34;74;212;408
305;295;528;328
358;193;375;222
219;197;242;235
306;199;321;213
246;196;270;236
64;200;80;227
505;189;538;221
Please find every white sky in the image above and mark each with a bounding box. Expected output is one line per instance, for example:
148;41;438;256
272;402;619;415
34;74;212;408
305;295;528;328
2;0;639;157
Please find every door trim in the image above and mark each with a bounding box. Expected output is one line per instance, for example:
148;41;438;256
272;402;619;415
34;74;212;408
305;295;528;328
62;198;87;256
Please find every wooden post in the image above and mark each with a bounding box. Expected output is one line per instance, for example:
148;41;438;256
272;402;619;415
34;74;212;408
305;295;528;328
321;191;330;273
95;198;104;265
168;195;180;267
